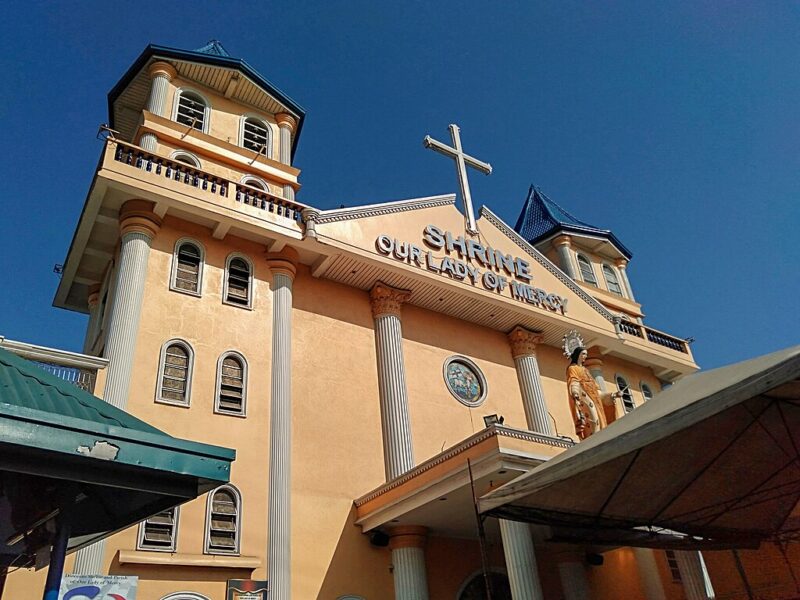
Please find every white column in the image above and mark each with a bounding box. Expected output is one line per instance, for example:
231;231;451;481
370;283;415;480
265;248;299;600
499;519;545;600
634;548;666;600
73;200;161;575
559;560;592;600
82;284;101;354
508;326;553;435
389;526;429;600
616;259;636;301
675;551;714;600
140;62;176;153
554;235;577;279
276;113;297;200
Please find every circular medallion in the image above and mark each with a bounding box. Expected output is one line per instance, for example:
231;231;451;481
443;356;487;407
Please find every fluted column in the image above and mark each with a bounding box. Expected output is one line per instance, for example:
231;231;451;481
508;326;553;435
140;62;176;152
559;559;592;600
370;283;414;480
554;235;576;279
82;284;101;354
634;548;666;600
73;200;161;575
499;519;545;600
389;526;429;600
615;258;635;301
266;247;299;600
275;113;297;201
675;551;714;600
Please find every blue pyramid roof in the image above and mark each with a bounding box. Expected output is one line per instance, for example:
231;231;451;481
513;186;632;259
194;40;231;57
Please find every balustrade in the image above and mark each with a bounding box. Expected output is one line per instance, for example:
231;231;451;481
619;319;689;354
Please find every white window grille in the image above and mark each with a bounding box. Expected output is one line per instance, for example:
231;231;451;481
242;117;270;155
176;91;208;131
616;375;635;413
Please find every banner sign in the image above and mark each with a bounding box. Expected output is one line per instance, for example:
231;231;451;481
59;575;137;599
227;579;269;600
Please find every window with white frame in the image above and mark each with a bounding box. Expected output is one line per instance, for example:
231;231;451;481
205;485;241;554
602;264;624;296
160;594;211;600
156;340;194;406
224;255;253;308
215;352;247;416
171;239;204;295
616;375;635;413
641;382;654;402
175;90;209;133
138;506;179;552
241;176;268;191
577;254;597;286
241;116;271;156
171;151;201;168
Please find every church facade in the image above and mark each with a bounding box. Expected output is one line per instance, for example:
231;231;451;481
7;42;740;600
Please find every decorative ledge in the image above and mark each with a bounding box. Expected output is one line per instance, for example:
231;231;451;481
117;550;260;569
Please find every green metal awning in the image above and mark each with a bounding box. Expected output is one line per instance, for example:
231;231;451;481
0;347;235;569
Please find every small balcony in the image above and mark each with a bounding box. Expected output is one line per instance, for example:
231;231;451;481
617;319;691;354
0;338;108;394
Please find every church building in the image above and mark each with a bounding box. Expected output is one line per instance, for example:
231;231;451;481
8;41;739;600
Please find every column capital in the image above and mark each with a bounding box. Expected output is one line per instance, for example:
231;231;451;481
266;246;299;280
370;283;411;318
87;284;101;309
614;258;628;269
148;61;177;81
583;357;603;370
388;525;428;550
119;200;162;239
508;326;544;358
275;113;297;132
553;234;572;247
301;208;321;239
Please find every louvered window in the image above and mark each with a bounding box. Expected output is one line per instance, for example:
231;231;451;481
176;91;207;131
577;254;597;286
139;507;178;551
641;383;654;402
173;242;202;294
206;487;240;554
243;117;269;155
158;342;192;405
217;354;246;415
603;264;623;295
225;257;252;307
616;375;635;413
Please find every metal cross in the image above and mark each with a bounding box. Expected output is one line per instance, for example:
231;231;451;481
424;124;492;234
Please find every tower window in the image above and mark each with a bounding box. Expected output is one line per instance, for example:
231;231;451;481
242;116;271;156
205;485;241;554
224;255;253;308
156;340;194;406
138;507;178;552
175;90;208;132
616;375;635;413
171;240;204;295
577;254;597;286
603;264;623;296
215;352;247;416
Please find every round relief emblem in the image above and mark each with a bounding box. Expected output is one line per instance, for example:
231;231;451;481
443;356;487;407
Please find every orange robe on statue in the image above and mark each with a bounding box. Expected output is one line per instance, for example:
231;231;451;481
567;364;612;440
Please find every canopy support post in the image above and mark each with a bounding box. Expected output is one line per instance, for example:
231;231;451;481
468;459;493;600
42;513;70;600
731;549;754;600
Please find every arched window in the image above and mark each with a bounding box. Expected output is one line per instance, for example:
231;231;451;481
170;151;201;168
138;506;179;552
156;340;194;406
215;352;247;416
641;382;654;402
174;89;210;133
577;254;597;286
241;115;272;157
170;239;204;295
603;264;623;295
224;254;253;308
458;570;512;600
205;485;241;555
241;176;268;191
161;594;211;600
616;375;635;413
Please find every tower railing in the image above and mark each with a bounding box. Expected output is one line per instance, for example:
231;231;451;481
618;320;689;354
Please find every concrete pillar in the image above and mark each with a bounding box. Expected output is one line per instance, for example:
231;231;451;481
615;258;635;301
265;247;299;600
140;61;176;152
73;200;161;575
553;235;576;279
634;548;667;600
389;526;429;600
559;560;592;600
370;283;414;480
675;551;714;600
508;326;554;435
275;113;297;200
82;284;101;354
499;519;545;600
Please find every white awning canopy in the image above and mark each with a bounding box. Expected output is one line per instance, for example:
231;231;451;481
479;346;800;550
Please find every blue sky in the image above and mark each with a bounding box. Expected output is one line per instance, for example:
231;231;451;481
0;1;798;369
